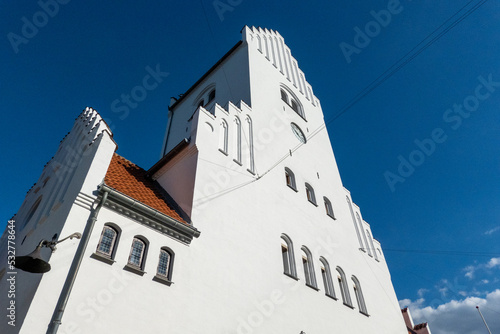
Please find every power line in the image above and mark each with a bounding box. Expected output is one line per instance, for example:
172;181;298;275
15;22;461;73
259;0;489;179
191;1;489;203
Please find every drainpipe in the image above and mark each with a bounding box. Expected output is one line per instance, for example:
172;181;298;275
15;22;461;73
46;189;109;334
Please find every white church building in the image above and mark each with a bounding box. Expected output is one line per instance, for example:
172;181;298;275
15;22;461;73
1;26;410;334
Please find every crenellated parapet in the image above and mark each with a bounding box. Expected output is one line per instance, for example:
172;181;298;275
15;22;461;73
193;100;256;176
19;107;116;231
243;26;319;107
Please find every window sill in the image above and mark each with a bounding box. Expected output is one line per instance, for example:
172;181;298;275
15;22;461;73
306;283;320;291
308;200;318;207
343;302;355;309
233;159;242;166
123;264;146;276
327;213;336;220
283;272;299;281
218;148;228;156
247;168;255;175
360;311;370;317
91;252;115;265
153;275;173;286
326;294;338;301
287;184;298;192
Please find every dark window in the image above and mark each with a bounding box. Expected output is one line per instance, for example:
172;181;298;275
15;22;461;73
208;89;216;102
281;89;288;103
285;167;296;190
305;183;316;205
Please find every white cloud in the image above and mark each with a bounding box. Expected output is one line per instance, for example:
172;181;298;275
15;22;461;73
463;257;500;280
400;290;500;334
417;288;429;298
464;265;476;279
486;257;500;269
484;226;500;235
438;287;448;298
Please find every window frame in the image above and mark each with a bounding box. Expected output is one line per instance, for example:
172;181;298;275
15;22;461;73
92;223;121;265
284;167;297;191
125;236;149;274
352;276;369;316
280;85;306;120
155;247;175;284
323;196;335;219
320;257;336;299
219;119;229;155
96;224;121;259
281;234;298;279
301;246;318;290
305;183;317;206
337;267;353;307
281;89;288;103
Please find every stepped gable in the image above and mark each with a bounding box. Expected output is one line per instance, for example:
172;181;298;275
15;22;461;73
104;153;188;224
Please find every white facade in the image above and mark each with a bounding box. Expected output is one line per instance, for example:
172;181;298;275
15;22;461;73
0;26;408;334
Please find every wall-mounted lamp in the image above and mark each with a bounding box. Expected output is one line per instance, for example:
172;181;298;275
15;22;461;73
14;232;82;273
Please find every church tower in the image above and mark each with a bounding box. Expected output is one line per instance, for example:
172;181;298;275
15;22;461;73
1;26;408;334
151;26;408;333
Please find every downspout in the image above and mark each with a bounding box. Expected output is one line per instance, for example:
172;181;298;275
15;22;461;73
46;189;109;334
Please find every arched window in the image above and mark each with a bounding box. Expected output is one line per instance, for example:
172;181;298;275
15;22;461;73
219;119;228;154
280;86;305;119
305;183;317;205
246;116;255;174
96;224;121;259
337;267;352;307
263;35;269;59
320;257;336;298
281;89;288;103
291;99;299;114
347;196;364;250
284;167;296;190
352;276;368;315
208;89;216;103
22;196;42;229
128;237;148;270
357;213;370;255
157;248;174;281
197;99;204;108
281;234;297;278
324;197;335;219
366;230;378;261
234;117;242;164
301;246;317;289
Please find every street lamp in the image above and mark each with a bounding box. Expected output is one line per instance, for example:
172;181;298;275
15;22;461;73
14;232;82;273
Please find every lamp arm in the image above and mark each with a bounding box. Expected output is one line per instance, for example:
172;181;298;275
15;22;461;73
43;232;83;252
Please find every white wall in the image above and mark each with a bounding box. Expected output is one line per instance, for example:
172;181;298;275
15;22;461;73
2;27;409;334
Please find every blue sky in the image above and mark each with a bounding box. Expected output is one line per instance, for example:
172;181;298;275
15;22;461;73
1;1;499;332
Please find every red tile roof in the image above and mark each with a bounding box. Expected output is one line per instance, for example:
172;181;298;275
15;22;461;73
104;153;187;224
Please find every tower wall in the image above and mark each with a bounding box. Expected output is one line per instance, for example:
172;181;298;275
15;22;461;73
0;108;116;334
